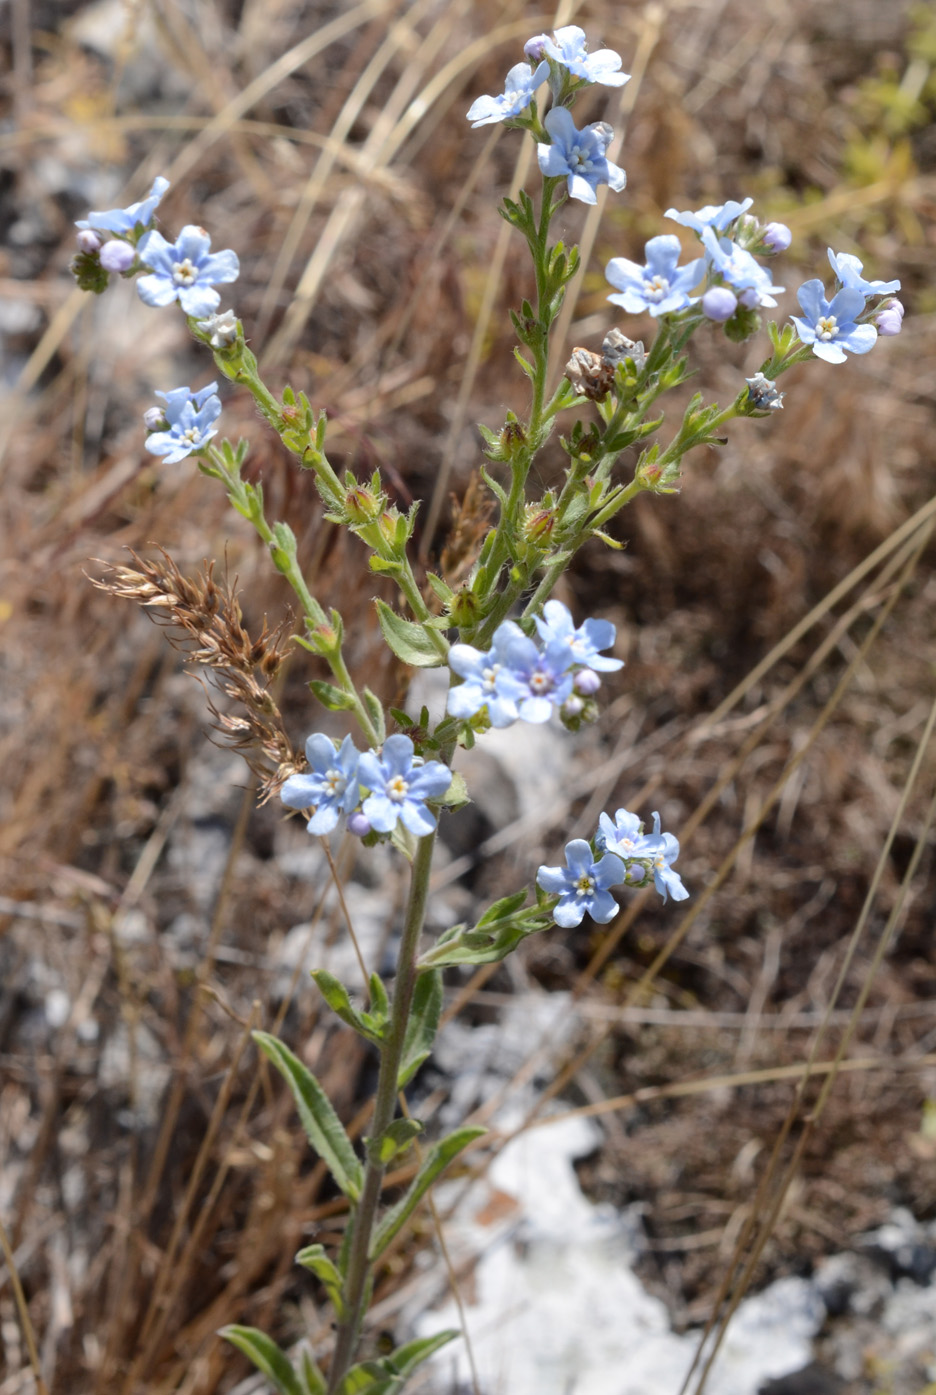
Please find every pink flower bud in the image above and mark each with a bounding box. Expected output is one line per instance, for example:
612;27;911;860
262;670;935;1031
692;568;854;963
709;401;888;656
762;222;792;253
573;668;601;696
347;812;372;837
76;229;102;254
99;240;136;273
875;298;904;336
142;406;166;431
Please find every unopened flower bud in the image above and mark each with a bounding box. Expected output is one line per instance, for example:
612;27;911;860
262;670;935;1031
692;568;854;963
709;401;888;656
345;486;381;523
347;812;372;837
702;287;738;322
523;503;557;545
99;239;136;273
448;586;481;629
762;221;792;253
574;668;601;696
196;308;239;349
562;694;584;718
875;298;904;336
76;229;102;254
524;33;549;62
143;406;167;432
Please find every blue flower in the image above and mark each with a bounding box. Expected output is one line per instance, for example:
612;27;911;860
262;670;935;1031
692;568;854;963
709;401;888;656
537;107;626;206
642;813;689;903
536;839;626;928
496;622;575;722
533;600;623;673
596;808;654;863
664;198;753;235
466;59;549;126
827;249;900;299
136;225;240;317
542;25;630;87
745;372;784;411
700;228;784;308
606;235;703;317
791;280;877;364
280;734;362;835
447;627;530;728
145;382;222;463
357;735;452;837
76;176;170;237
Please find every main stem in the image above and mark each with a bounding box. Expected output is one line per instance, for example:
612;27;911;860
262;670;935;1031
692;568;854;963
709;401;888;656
326;829;437;1393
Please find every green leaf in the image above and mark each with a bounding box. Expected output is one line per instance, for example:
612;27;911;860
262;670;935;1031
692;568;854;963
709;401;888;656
375;600;445;669
310;970;383;1044
300;1348;327;1395
477;889;529;926
398;969;442;1088
425;572;453;604
337;1362;400;1395
362;688;386;744
368;972;389;1022
369;1127;486;1259
253;1032;363;1200
513;347;535;380
308;679;357;712
368;555;403;576
386;1331;459;1377
295;1243;345;1317
435;770;470;811
368;1117;423;1165
220;1326;303;1395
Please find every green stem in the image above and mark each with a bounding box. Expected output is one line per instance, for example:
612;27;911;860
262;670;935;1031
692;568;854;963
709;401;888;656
326;830;438;1392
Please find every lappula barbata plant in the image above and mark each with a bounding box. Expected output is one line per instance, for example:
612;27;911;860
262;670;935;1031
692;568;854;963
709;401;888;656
78;22;903;1394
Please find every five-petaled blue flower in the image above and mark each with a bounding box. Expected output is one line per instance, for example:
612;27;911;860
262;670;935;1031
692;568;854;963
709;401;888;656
791;281;877;364
136;225;240;317
533;600;624;673
536;839;626;928
76;176;170;237
542;25;630;87
596;808;653;864
280;734;362;835
145;382;222;463
827;249;900;300
537;107;626;205
494;621;575;722
701;228;785;309
447;626;531;728
606;235;703;317
642;813;689;903
664;198;753;235
357;735;451;837
466;59;549;127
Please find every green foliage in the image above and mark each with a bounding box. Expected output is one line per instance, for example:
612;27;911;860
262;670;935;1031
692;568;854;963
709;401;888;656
369;1127;487;1260
295;1244;346;1318
253;1032;364;1201
375;600;446;668
311;969;386;1045
220;1326;310;1395
398;969;443;1088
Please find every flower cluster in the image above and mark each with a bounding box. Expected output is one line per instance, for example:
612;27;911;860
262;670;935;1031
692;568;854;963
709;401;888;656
144;383;222;463
447;601;622;730
537;807;688;927
791;249;902;363
280;733;451;839
467;26;629;205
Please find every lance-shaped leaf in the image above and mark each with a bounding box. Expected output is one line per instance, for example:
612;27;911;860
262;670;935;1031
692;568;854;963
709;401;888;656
386;1331;459;1377
220;1326;304;1395
300;1348;327;1395
362;687;386;744
369;1127;486;1260
398;969;442;1089
308;679;357;712
337;1362;400;1395
295;1244;345;1317
253;1032;363;1201
374;600;445;668
311;970;384;1045
368;1116;423;1166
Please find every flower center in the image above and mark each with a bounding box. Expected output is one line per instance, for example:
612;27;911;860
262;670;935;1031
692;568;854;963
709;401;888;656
645;274;670;302
323;768;346;798
816;314;838;341
569;144;594;172
182;427;202;444
172;258;198;285
575;873;596;897
386;774;409;802
528;669;555;695
481;663;500;693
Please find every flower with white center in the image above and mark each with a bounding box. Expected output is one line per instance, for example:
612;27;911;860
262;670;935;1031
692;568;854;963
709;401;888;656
357;735;452;837
542;26;630;87
144;382;222;463
280;734;363;835
466;60;549;127
596;808;654;863
448;625;531;728
136;225;240;317
533;599;623;673
76;175;170;237
827;249;900;299
537;107;626;205
606;235;703;317
791;280;877;363
642;813;689;903
536;839;626;928
664;198;753;236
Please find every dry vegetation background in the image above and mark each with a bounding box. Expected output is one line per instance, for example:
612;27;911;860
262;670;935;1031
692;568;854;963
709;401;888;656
1;0;935;1392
